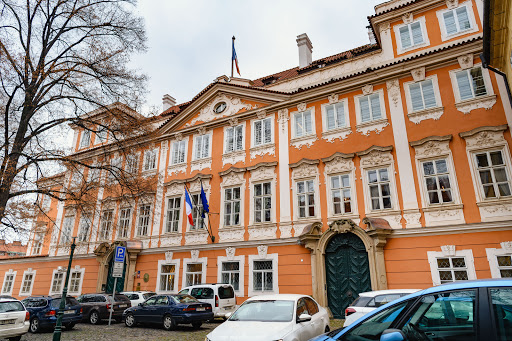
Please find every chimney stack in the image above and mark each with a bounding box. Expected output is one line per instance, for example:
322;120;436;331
162;94;176;111
296;33;313;69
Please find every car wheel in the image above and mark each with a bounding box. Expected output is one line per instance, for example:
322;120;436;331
325;325;330;333
30;317;40;333
191;321;202;329
163;315;176;331
8;336;21;341
125;313;136;328
89;310;100;325
65;322;76;330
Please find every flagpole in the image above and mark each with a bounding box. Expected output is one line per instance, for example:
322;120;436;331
184;183;215;243
231;36;235;78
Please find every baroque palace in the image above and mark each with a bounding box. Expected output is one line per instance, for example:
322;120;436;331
2;0;512;319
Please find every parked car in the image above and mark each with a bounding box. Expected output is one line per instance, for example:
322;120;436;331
179;283;236;319
343;289;420;327
22;296;82;333
0;297;30;341
309;278;512;341
77;293;131;324
120;291;156;307
123;294;213;330
205;294;330;341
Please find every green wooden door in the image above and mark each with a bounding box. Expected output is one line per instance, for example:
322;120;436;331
325;233;371;318
105;257;126;294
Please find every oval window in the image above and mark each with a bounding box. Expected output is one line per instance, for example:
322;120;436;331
214;102;227;114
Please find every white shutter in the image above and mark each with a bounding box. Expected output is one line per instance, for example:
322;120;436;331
254;121;262;145
370;94;382;120
295;113;303;137
203;135;210;158
336;103;345;127
456;70;473;100
470;67;487;97
179;141;186;163
360;97;371;122
399;26;411;49
172;142;179;164
326;105;335;130
304;111;312;134
422;80;437;109
410;22;423;45
195;136;202;159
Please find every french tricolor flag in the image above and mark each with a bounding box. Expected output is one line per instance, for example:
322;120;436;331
232;39;240;76
185;189;194;225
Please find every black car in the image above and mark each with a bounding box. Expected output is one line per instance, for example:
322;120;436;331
123;294;213;330
22;296;82;333
77;293;131;324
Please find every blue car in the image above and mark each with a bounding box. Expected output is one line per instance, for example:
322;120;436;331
310;279;512;341
21;296;82;333
122;294;213;330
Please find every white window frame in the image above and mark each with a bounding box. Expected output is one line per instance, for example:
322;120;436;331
217;255;245;297
427;248;477;286
251;117;274;147
224;123;245;154
94;124;107;144
164;196;182;233
32;232;44;255
156;259;181;293
327;172;357;217
67;266;85;296
188;192;208;231
249;177;276;226
449;64;494;103
394;17;430;54
49;269;65;295
294;179;318;219
136;203;152;236
1;270;16;295
19;269;36;296
404;75;443;114
78;213;92;242
99;209;114;241
171;140;188;165
437;1;478;41
248;253;279;297
354;89;387;125
321;100;349;132
193;133;212;160
291;108;316;139
360;162;400;215
252;182;273;224
181;257;208;289
79;129;91;149
143;148;158;172
221;186;243;228
60;215;75;244
486;243;512;278
117;207;132;239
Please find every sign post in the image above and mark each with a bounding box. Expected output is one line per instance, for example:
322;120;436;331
109;246;126;326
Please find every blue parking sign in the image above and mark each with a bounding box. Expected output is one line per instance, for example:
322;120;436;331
114;246;126;263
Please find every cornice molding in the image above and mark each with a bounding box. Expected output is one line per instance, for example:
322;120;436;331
410;134;452;147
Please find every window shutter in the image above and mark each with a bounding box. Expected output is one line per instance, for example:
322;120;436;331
304;111;312;134
295;113;303;137
360;97;371;122
264;119;272;143
399;26;411;49
422;79;437;108
410;22;424;45
336;103;345;127
235;125;243;150
443;11;457;35
226;127;234;153
326;105;336;130
456;71;473;100
456;7;470;31
410;83;424;111
254;121;262;145
370;94;382;120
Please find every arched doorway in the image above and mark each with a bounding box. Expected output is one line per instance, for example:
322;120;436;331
325;233;371;318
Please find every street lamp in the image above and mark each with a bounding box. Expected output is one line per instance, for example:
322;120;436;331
52;237;77;341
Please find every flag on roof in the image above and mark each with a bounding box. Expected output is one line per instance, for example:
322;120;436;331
232;37;240;76
185;188;194;225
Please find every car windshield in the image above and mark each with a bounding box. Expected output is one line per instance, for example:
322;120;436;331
350;296;372;307
171;294;200;304
229;300;294;322
22;298;48;308
0;301;24;313
143;293;156;300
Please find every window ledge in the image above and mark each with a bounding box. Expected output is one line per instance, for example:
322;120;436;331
250;143;275;160
407;106;444;124
222;150;246;166
322;127;352;143
477;198;512;207
184;230;209;245
142;169;157;177
356;118;389;136
290;134;318;150
190;157;212;172
455;94;497;114
422;203;463;212
397;41;430;55
167;162;186;175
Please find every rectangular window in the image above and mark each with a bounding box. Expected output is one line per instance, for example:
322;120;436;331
108;157;122;181
118;208;132;238
99;210;113;240
254;182;272;223
409;79;437;111
436;257;469;284
224;187;241;226
455;67;487;101
422;159;453;204
51;272;64;293
221;262;240;291
32;233;43;255
253;118;272;146
137;204;151;236
496;255;512;278
475;150;512;199
253;260;273;292
225;125;244;153
69;272;81;293
294;110;313;137
190;194;204;230
171;140;186;164
297;180;315;218
160;264;176;291
186;263;202;286
143;149;157;171
399;21;424;49
194;134;210;159
325;103;346;130
359;93;382;123
443;6;471;36
80;130;91;148
60;216;74;244
368;168;392;210
2;274;14;294
94;126;107;144
125;154;139;174
78;215;91;242
20;273;34;294
166;197;181;233
41;195;52;211
331;175;352;214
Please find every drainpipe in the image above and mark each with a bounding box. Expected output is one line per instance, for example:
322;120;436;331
481;53;512;110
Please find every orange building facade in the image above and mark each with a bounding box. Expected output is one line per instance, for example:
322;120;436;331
2;0;512;319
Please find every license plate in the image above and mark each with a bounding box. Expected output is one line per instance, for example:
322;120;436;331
64;310;75;315
196;307;205;311
0;319;16;325
119;304;127;308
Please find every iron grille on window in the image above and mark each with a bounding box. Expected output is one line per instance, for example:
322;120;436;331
253;260;273;291
160;264;176;291
221;262;240;290
497;255;512;278
436;257;469;283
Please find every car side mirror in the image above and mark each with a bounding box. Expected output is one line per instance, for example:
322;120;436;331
225;312;232;319
297;313;312;323
380;329;406;341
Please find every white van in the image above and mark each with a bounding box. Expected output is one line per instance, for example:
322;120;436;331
178;284;236;319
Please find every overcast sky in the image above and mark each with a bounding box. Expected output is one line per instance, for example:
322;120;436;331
130;0;384;115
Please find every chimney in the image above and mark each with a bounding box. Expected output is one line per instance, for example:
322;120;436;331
296;33;313;69
162;94;176;111
367;26;377;44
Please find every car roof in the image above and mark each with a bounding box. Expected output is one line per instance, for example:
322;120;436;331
0;297;21;303
246;294;310;301
358;289;421;297
181;283;234;289
120;291;155;294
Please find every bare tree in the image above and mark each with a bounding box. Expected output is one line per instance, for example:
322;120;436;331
0;0;149;235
